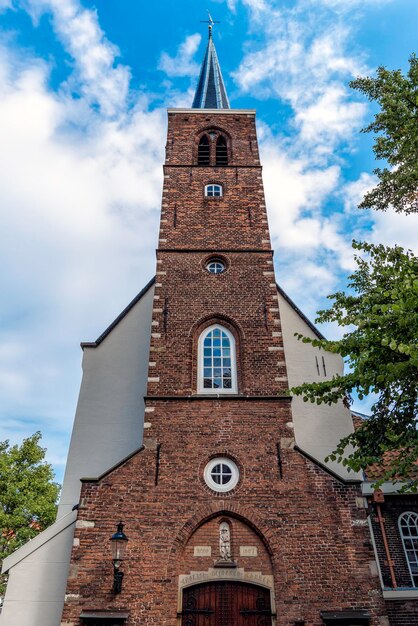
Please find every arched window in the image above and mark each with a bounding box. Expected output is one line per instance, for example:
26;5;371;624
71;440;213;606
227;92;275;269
205;184;223;197
198;135;210;165
198;325;237;393
216;135;228;165
399;512;418;586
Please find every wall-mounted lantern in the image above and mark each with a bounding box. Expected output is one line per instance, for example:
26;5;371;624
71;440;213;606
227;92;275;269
110;521;128;594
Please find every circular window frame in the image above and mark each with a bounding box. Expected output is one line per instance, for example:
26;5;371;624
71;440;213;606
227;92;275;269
204;457;239;493
203;255;229;275
206;259;225;274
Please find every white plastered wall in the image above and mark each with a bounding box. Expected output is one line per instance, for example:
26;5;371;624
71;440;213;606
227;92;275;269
0;511;77;626
278;289;361;481
1;283;154;626
58;282;154;518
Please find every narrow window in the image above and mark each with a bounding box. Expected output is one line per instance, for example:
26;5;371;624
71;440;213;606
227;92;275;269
205;184;223;197
315;356;320;375
198;325;237;393
198;135;210;165
322;356;327;376
216;136;228;166
399;512;418;586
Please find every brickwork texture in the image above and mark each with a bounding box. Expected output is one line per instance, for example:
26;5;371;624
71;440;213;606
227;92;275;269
61;110;389;626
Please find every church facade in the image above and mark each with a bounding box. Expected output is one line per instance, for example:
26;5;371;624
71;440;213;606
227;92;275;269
2;26;418;626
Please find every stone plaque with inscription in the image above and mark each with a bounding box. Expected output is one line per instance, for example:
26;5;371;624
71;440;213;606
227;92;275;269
194;546;212;557
239;546;258;557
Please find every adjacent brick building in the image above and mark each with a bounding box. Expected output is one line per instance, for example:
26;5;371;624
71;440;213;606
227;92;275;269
1;24;417;626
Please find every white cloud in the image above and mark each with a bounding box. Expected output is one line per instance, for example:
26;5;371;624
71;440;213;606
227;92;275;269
159;33;201;78
371;210;418;253
0;1;167;476
233;8;368;156
307;0;391;9
342;172;376;214
295;85;365;149
226;0;388;318
14;0;131;116
259;126;356;311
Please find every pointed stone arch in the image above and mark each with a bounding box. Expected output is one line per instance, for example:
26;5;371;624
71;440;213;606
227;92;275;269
194;127;232;165
165;501;277;580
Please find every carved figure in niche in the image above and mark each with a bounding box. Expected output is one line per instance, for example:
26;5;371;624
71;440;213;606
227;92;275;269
219;521;232;561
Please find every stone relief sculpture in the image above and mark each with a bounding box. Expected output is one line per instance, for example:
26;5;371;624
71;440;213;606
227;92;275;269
219;521;232;561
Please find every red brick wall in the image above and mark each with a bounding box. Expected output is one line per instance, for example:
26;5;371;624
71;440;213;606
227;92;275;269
61;110;388;626
386;601;418;626
61;399;387;626
150;251;287;396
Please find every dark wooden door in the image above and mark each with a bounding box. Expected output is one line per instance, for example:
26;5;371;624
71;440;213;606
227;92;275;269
181;581;273;626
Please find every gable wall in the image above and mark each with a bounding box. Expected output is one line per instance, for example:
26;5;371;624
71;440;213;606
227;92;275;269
277;290;360;481
58;284;154;518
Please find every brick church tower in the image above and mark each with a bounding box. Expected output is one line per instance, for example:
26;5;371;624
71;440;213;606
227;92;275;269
1;23;396;626
58;25;387;626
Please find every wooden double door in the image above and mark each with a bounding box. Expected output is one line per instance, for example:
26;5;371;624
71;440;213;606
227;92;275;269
181;581;273;626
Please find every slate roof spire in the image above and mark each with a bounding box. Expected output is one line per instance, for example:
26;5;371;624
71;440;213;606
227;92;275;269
192;16;230;110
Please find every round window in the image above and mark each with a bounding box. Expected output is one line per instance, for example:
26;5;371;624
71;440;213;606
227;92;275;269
207;260;225;274
204;458;239;493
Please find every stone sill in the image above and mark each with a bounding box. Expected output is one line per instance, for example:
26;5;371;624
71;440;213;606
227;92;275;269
145;394;292;402
383;589;418;599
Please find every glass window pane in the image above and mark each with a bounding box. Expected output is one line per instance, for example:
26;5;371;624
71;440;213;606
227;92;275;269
207;260;225;274
200;326;235;393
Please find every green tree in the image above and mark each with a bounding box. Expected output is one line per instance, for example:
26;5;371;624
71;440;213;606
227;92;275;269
351;54;418;214
0;432;60;599
291;241;418;485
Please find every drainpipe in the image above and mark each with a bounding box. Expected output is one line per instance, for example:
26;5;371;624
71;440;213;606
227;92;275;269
373;489;397;589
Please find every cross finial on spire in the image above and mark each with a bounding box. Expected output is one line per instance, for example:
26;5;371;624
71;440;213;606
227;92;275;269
193;12;230;109
200;10;220;38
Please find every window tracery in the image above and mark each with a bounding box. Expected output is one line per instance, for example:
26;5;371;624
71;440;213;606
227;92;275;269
198;324;237;393
399;511;418;586
196;131;229;166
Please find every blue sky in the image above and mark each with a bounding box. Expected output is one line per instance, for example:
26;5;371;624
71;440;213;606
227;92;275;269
1;0;418;483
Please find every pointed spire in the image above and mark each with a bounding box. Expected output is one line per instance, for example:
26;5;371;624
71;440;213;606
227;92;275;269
192;18;230;109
